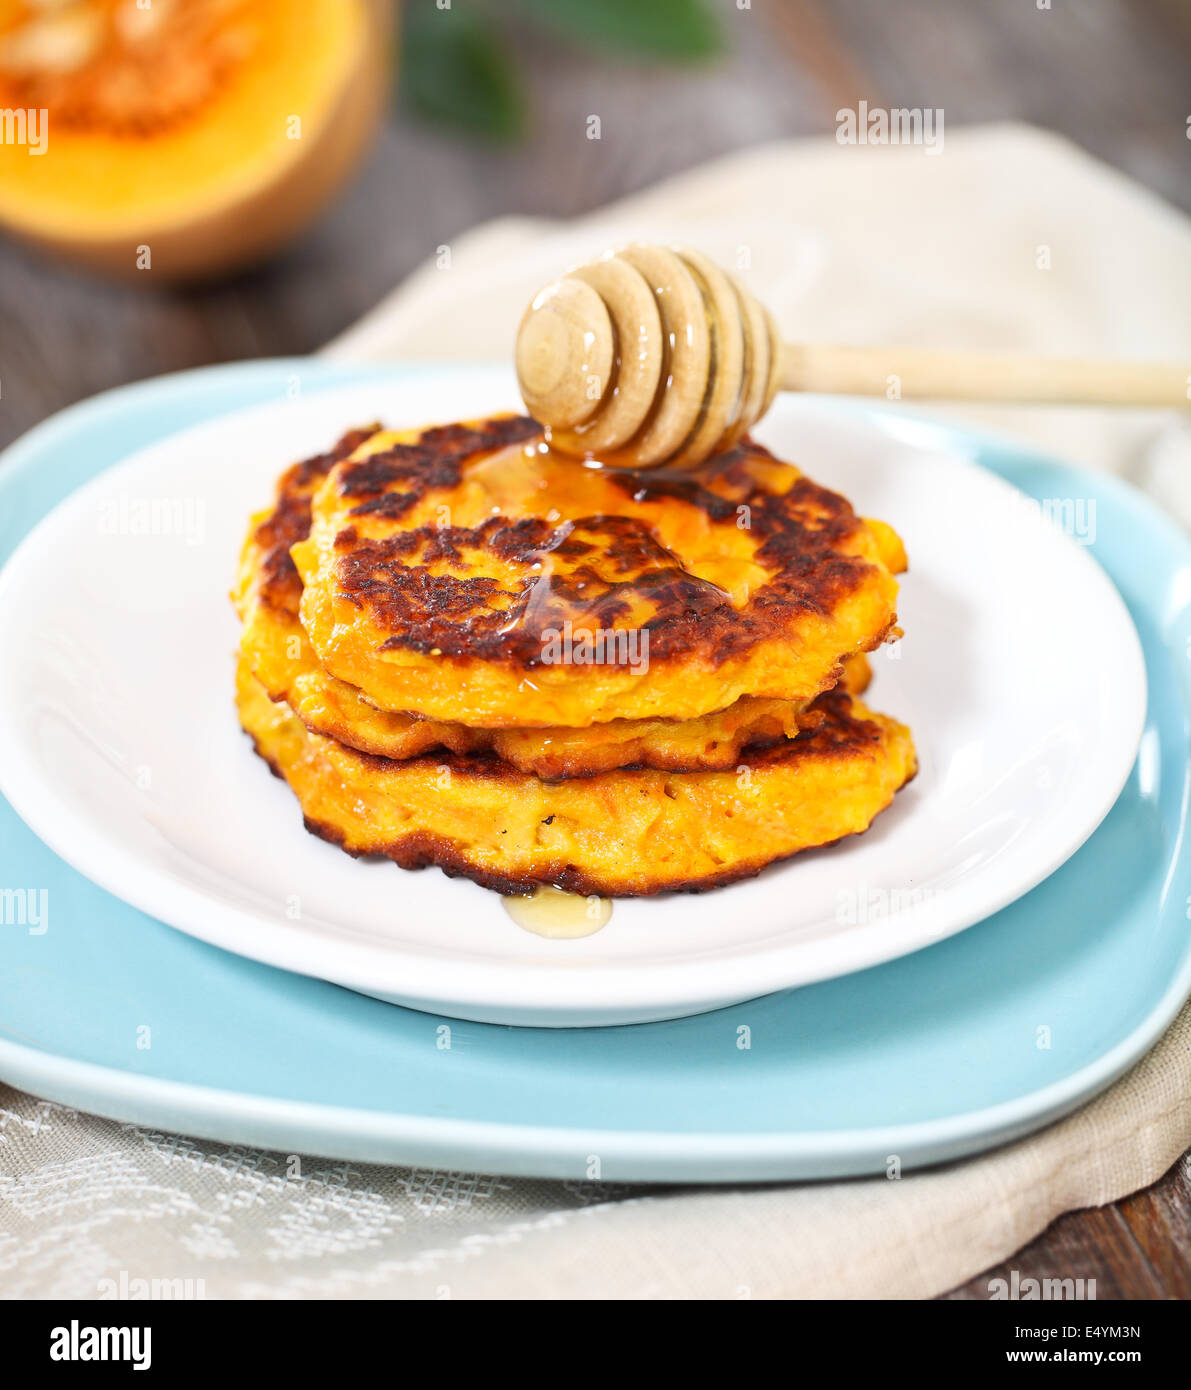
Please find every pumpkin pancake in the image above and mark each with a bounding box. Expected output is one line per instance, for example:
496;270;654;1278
235;430;878;778
235;656;917;898
291;416;904;728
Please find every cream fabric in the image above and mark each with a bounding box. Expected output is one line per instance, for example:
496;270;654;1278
3;124;1189;1300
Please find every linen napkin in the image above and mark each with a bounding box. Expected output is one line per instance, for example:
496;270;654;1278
2;123;1189;1300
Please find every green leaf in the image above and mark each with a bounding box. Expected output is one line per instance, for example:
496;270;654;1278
400;7;526;141
514;0;722;59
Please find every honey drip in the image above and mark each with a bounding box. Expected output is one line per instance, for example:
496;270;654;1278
503;885;613;939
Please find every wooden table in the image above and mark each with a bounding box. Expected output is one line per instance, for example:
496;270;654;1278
0;0;1186;1297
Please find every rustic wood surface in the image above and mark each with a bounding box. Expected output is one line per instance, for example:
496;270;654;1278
0;0;1187;1297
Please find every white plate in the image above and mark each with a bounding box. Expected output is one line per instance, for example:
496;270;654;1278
0;365;1146;1026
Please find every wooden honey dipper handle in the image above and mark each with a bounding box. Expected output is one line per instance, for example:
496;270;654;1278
781;343;1189;408
515;243;1190;471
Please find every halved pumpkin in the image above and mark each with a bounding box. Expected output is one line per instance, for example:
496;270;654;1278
0;0;390;280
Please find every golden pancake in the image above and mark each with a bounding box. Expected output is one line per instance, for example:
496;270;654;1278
291;416;904;727
234;430;875;778
236;656;917;898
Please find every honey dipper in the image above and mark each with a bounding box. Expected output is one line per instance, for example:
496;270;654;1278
515;243;1189;470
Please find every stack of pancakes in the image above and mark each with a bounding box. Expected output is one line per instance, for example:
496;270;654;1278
233;416;916;897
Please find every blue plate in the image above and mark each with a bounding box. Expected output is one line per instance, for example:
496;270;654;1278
0;360;1188;1182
